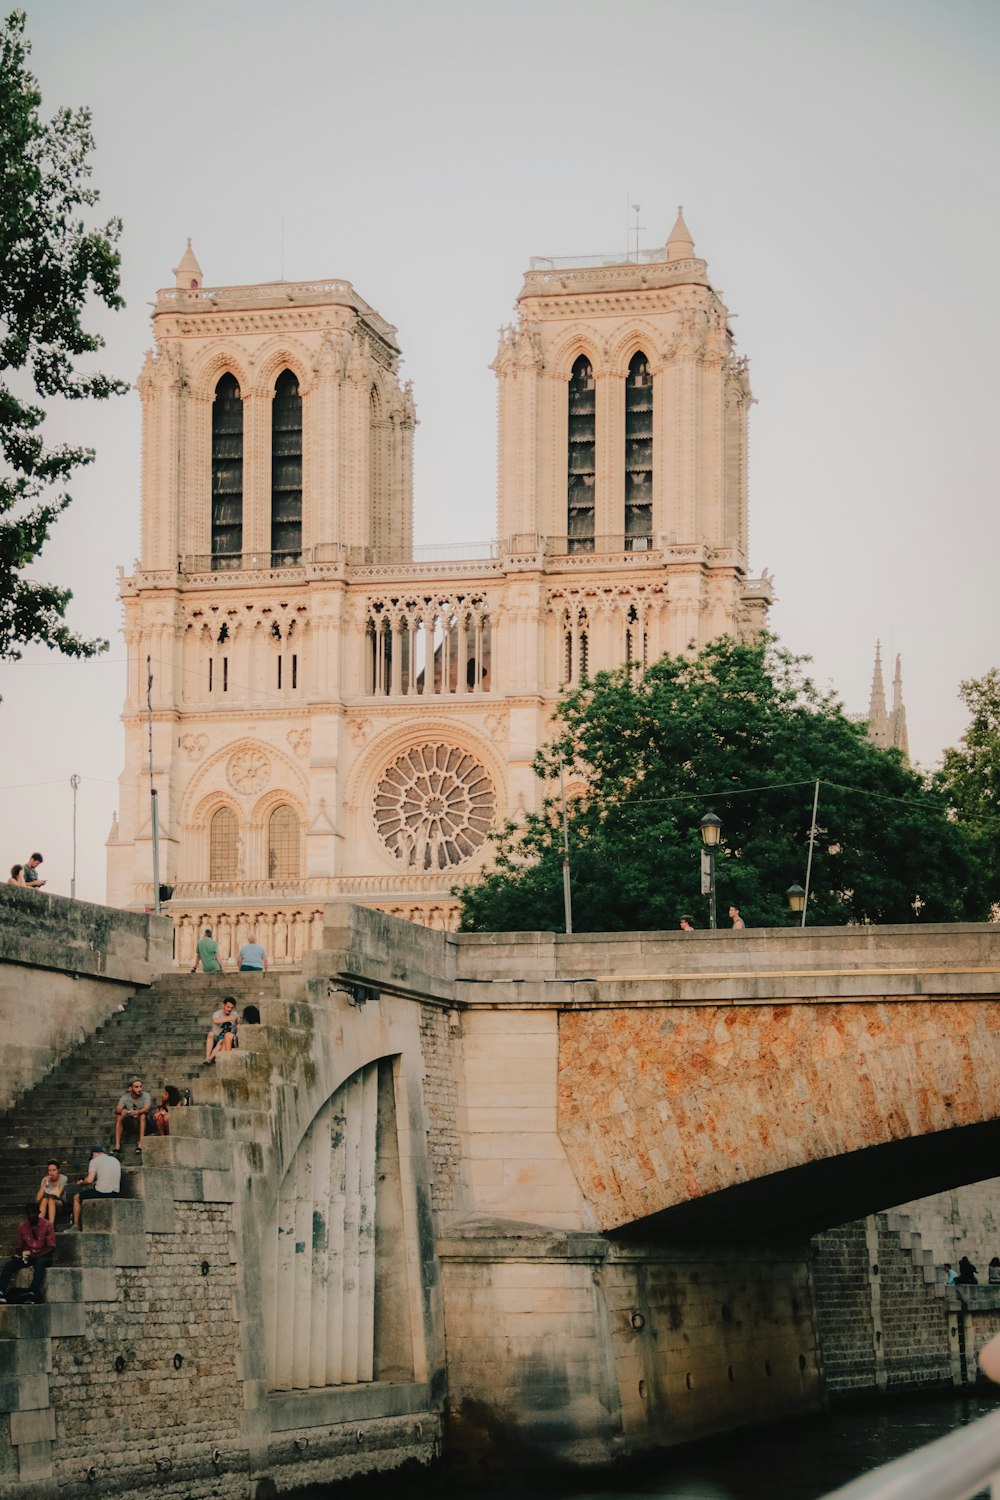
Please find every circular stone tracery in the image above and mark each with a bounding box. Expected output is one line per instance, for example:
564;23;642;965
374;744;496;871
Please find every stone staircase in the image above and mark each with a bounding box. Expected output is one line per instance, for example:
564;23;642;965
0;972;280;1241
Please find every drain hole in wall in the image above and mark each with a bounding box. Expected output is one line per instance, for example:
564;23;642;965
685;1372;693;1390
720;1303;732;1322
764;1360;772;1377
798;1354;807;1373
727;1365;735;1383
638;1380;646;1400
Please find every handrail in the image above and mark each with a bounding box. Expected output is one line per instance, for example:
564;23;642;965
820;1407;1000;1500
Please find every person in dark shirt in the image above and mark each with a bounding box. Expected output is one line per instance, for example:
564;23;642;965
0;1201;56;1302
956;1256;979;1285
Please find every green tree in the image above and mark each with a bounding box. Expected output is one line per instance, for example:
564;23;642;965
455;637;985;932
937;669;1000;907
0;9;126;659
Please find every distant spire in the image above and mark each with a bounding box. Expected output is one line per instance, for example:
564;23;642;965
865;641;909;761
172;238;203;291
666;205;695;263
867;640;889;746
891;654;909;759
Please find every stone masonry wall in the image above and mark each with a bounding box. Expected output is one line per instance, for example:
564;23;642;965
0;887;172;1110
889;1181;1000;1276
419;1005;462;1216
49;1203;243;1498
812;1215;956;1399
439;1228;822;1467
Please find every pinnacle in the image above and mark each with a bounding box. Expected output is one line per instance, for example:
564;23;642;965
666;205;695;262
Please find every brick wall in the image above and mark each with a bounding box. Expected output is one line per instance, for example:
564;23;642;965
419;1005;461;1215
48;1203;243;1496
812;1215;956;1398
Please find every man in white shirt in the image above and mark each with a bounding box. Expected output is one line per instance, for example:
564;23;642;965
71;1145;122;1229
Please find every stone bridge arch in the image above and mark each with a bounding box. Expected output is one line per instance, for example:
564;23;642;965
556;996;1000;1241
223;978;443;1410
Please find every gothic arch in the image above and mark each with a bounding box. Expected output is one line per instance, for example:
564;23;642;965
549;327;604;378
607;322;665;376
179;736;308;829
190;346;253;401
251;337;314;398
343;718;508;818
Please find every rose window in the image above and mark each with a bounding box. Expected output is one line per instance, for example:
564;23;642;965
227;748;270;795
374;744;496;870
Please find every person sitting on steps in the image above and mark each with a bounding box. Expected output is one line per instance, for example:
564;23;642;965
153;1085;183;1136
0;1201;55;1302
205;996;239;1063
71;1145;122;1230
114;1077;151;1154
36;1159;68;1226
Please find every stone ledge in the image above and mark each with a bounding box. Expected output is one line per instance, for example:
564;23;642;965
268;1382;432;1432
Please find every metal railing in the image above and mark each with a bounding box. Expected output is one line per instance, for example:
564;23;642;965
820;1406;1000;1499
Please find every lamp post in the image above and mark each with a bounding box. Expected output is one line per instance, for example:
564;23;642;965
786;883;806;920
69;774;80;900
699;813;722;930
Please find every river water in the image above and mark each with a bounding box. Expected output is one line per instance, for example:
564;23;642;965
302;1387;1000;1500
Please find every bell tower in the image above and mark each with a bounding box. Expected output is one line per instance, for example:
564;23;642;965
493;208;752;564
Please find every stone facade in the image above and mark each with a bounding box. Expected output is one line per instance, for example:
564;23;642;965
108;214;772;953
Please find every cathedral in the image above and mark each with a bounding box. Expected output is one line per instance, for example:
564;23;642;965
107;211;772;964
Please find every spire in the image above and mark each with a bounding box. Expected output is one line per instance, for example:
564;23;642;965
172;238;203;290
891;654;909;760
867;640;889;747
666;205;695;263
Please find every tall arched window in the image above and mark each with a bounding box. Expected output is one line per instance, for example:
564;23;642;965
209;807;239;882
268;805;300;881
211;374;243;570
567;356;595;554
271;370;302;565
625;352;653;550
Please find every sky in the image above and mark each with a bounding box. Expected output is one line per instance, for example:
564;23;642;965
2;0;999;904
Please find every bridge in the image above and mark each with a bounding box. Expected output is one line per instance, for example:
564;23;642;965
1;890;999;1497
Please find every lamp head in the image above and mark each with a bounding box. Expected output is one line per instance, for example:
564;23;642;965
786;883;806;914
699;812;722;848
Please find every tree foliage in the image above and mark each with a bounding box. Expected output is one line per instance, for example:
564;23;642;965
937;669;1000;908
455;637;985;933
0;9;126;659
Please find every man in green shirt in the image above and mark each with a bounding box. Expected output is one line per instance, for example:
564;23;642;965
191;928;224;973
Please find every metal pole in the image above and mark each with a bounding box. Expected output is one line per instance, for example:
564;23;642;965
69;774;80;900
801;778;820;927
708;847;717;930
558;753;573;935
147;657;161;917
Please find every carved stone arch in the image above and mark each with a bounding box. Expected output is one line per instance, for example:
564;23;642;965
345;718;507;814
608;322;663;377
252;338;314;399
180;736;307;827
549;327;604;379
191;788;243;830
191;346;253;402
249;785;308;829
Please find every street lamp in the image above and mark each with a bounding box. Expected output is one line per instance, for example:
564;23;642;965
786;883;806;919
699;813;722;930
